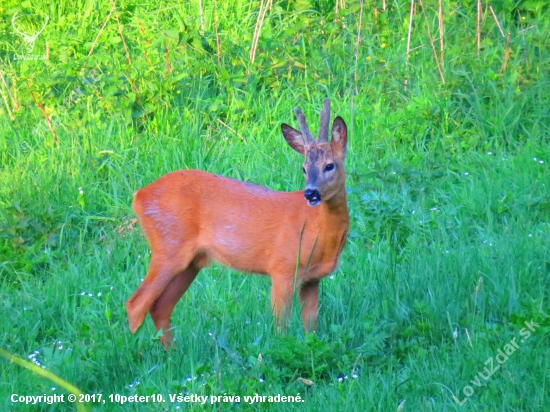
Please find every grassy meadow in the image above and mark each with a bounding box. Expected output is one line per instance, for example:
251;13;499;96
1;0;549;410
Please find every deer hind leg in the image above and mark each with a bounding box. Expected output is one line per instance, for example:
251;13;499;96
299;279;320;332
126;247;195;334
150;262;200;349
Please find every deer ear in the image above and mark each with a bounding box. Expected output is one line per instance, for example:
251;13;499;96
281;124;306;155
330;116;347;158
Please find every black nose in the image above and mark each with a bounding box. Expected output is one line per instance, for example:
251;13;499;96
304;189;321;202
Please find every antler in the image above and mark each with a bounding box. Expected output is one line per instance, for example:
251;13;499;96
34;14;49;38
294;98;331;145
317;98;331;143
11;12;25;38
11;12;49;39
294;108;315;145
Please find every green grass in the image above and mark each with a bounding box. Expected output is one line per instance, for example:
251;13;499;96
1;0;549;410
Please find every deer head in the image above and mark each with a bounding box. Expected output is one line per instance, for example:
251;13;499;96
281;98;348;206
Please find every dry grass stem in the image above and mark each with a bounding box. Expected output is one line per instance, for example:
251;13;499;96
111;0;132;66
13;77;18;110
500;32;511;73
217;118;248;145
354;0;365;94
418;0;445;84
477;0;482;56
409;36;441;52
214;0;221;65
352;353;362;374
138;22;151;64
335;0;345;13
405;0;415;92
198;0;205;32
406;0;415;66
88;6;114;58
517;10;529;64
489;5;505;38
0;70;19;111
27;82;58;145
438;0;444;66
250;0;271;64
473;276;483;320
465;328;473;348
79;5;114;76
165;42;170;74
518;25;535;33
0;83;15;121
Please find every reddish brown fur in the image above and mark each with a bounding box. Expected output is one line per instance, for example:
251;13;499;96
126;101;349;348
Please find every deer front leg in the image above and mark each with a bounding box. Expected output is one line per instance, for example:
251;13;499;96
270;275;294;330
150;265;200;349
300;279;320;332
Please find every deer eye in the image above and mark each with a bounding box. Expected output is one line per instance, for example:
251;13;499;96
302;166;307;175
324;163;335;172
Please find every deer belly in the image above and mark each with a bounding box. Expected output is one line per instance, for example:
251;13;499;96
205;225;271;275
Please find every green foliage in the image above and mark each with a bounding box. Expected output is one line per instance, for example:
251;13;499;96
265;333;353;381
0;0;549;410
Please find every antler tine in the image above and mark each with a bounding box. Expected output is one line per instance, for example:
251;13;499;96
294;108;315;145
317;98;331;143
11;12;24;37
11;12;49;37
36;14;49;37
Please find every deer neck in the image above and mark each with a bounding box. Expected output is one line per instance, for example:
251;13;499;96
310;188;348;274
319;188;349;231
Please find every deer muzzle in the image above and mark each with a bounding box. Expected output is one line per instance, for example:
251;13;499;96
304;188;321;206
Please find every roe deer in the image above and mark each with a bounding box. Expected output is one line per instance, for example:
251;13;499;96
126;98;349;348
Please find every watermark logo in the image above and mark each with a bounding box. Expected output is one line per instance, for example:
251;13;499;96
11;11;49;60
452;314;547;406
